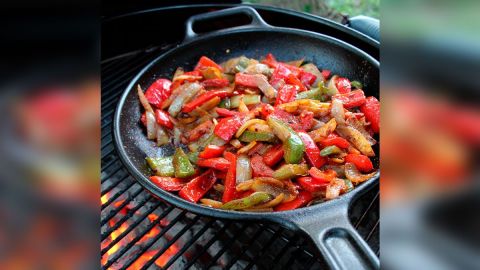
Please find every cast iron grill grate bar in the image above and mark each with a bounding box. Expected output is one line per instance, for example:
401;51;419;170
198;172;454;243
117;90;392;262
103;204;175;269
101;46;379;269
119;210;188;270
140;214;202;270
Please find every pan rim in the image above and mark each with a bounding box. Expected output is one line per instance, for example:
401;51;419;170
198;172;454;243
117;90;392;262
113;26;379;222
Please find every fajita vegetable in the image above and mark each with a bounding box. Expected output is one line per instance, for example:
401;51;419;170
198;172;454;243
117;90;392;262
137;54;379;211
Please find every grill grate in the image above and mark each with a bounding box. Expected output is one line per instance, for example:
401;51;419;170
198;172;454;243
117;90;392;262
101;48;379;269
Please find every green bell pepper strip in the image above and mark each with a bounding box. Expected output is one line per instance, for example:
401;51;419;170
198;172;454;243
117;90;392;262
320;145;342;156
350;80;363;89
272;164;309;180
295;87;321;100
173;148;195;178
267;116;305;164
229;95;261;108
218;98;231;109
238;130;277;143
220;192;273;210
146;156;174;177
187;152;199;165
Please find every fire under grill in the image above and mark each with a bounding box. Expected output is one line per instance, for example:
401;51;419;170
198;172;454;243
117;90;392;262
101;47;379;269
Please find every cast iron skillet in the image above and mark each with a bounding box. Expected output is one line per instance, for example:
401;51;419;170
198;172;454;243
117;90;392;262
114;7;379;270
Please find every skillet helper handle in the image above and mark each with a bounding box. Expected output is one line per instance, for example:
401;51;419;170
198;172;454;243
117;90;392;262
184;6;270;42
292;203;379;270
347;15;380;42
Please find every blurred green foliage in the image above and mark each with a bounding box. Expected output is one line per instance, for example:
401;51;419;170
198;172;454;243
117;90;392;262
245;0;379;21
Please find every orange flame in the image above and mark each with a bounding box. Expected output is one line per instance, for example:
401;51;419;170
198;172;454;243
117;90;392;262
128;243;181;270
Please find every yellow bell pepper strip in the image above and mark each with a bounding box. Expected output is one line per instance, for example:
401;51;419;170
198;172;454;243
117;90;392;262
146;156;174;177
220;192;273;210
272;164;309;180
173;148;195;178
178;169;217;203
267;116;305;164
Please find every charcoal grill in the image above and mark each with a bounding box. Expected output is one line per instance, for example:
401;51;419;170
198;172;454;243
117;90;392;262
101;5;379;269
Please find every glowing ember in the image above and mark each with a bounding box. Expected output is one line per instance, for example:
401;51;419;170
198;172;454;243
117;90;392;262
128;243;181;270
101;194;108;205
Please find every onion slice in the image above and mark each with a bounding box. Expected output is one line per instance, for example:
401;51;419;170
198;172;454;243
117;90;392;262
137;85;154;113
254;74;277;99
145;111;157;140
331;98;345;125
236;154;252;184
345;163;377;183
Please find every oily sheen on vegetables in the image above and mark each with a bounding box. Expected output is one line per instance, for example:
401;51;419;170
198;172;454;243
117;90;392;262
137;54;379;211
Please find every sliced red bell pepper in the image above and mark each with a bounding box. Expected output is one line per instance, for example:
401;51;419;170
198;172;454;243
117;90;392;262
269;63;291;87
309;167;337;182
345;154;374;173
199;145;226;159
320;133;350;149
321;69;331;80
297;176;329;193
287;74;307;92
234;73;258;88
275;84;297;105
274;190;313;211
194;56;223;72
145;78;172;107
333;89;366;109
215;107;238;117
196;157;231;171
360;96;380;133
299;70;317;87
222;152;237;203
260;103;274;119
335;77;351;94
150;176;185;191
298;132;326;168
154;109;174;129
202;78;230;88
214;113;249;141
182;90;232;113
179;169;217;203
251;154;274;177
263;145;284;167
262;53;279;68
271;108;311;131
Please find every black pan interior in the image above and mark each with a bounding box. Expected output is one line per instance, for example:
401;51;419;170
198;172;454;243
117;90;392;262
115;28;379;219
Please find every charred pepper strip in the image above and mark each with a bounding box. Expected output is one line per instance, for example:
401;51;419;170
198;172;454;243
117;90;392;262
267;116;305;164
221;192;273;210
146;156;174;177
179;169;217;203
272;164;309;180
173;148;195;178
298;132;326;168
222;152;237;203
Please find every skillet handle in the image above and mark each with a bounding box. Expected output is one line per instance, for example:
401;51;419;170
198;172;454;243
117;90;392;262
288;201;379;270
184;6;271;42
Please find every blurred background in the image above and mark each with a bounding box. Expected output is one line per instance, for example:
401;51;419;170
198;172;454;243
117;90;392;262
1;0;479;269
